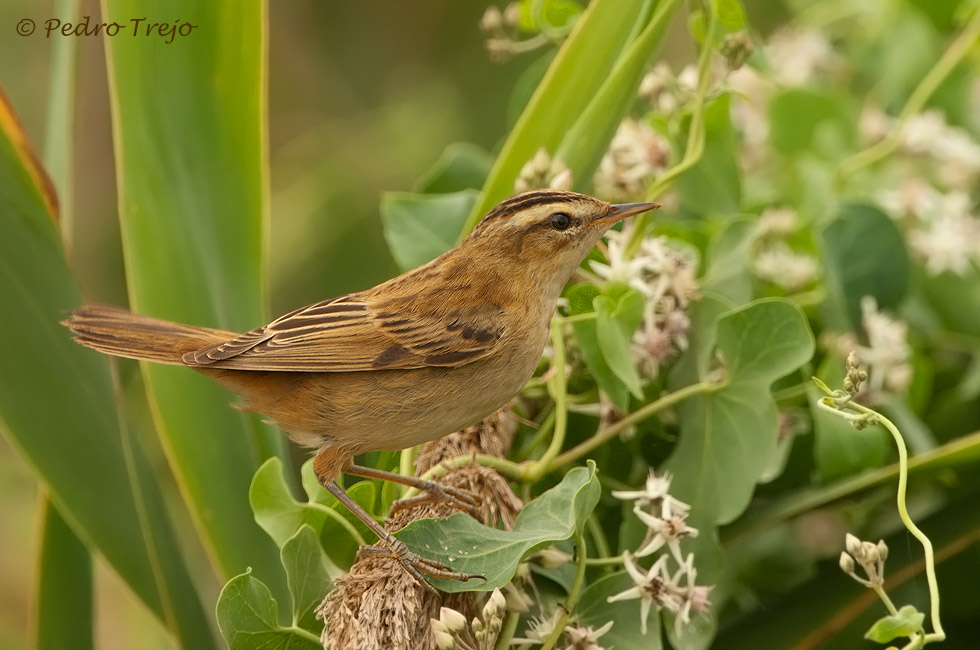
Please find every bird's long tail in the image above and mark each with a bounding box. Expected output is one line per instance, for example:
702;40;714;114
63;304;236;365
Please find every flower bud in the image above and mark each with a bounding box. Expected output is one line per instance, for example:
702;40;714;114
433;629;455;650
844;533;862;556
480;6;502;34
534;547;573;570
483;587;507;621
503;2;521;29
876;540;889;562
439;607;467;633
839;551;855;574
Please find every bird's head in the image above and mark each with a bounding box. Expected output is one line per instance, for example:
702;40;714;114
466;190;660;294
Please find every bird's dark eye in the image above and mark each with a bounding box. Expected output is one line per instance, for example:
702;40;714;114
549;212;572;231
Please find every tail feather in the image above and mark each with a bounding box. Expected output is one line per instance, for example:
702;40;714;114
64;304;237;365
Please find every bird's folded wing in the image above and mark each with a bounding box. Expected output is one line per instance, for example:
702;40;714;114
182;295;504;371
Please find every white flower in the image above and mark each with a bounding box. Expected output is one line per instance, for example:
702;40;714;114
852;296;912;395
593;119;670;203
632;504;699;563
606;552;713;637
563;621;614;650
875;178;943;221
590;228;698;380
753;243;819;290
757;206;798;237
859;105;892;144
611;470;690;516
728;66;770;160
902;110;980;188
607;554;675;634
766;28;835;86
511;608;562;644
909;211;980;275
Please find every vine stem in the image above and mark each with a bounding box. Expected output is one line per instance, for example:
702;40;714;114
837;5;980;178
817;397;945;644
549;379;721;470
627;3;719;252
525;320;570;480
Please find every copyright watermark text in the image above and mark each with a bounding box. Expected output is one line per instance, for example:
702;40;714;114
16;16;198;44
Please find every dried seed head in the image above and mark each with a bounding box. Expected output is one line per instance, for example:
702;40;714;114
720;31;754;70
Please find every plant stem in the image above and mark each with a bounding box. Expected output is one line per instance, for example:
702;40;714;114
628;4;719;251
539;532;588;650
523;321;570;481
586;512;612;560
837;5;980;178
494;609;522;650
548;380;720;470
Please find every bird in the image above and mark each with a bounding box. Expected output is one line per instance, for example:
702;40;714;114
63;189;659;587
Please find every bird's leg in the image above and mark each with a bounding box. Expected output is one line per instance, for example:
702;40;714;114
346;463;481;517
322;481;483;592
313;447;483;590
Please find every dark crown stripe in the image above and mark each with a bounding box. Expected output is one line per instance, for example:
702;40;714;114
475;190;580;230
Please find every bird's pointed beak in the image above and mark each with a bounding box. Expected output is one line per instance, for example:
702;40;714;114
594;201;661;226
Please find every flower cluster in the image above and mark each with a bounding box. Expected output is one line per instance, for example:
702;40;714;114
592;119;671;203
839;533;889;588
431;588;507;650
590;226;699;379
752;206;819;291
515;148;572;193
607;471;712;636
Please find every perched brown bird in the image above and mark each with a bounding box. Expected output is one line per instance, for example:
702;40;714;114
64;189;658;586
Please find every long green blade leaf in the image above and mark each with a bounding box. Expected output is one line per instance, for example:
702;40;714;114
33;496;93;650
0;92;215;647
461;0;656;233
102;0;287;594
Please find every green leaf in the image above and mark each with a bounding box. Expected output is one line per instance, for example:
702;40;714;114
566;282;601;316
34;499;93;650
667;300;814;527
414;143;494;195
714;0;747;30
463;0;667;231
0;94;214;647
821;204;909;331
768;89;856;159
568;279;630;407
865;605;925;643
103;0;287;596
572;314;631;409
555;0;682;189
595;290;645;398
280;526;332;633
381;190;478;271
395;462;601;592
216;571;321;650
700;217;757;303
676;94;742;215
250;458;367;568
577;572;661;650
